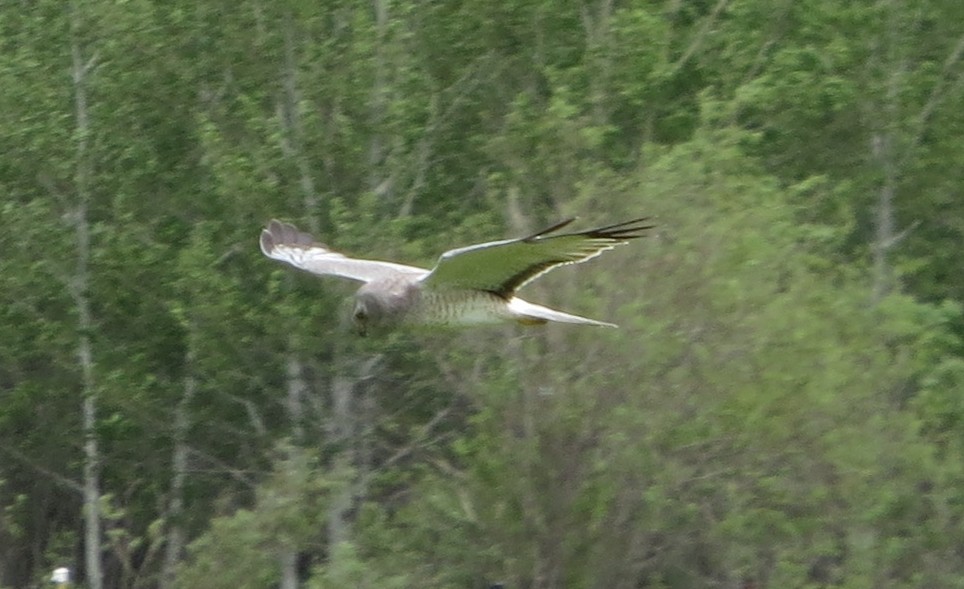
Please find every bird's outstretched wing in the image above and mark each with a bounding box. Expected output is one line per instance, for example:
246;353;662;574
260;219;428;283
422;217;653;297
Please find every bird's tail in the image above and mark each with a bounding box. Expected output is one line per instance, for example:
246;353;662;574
508;298;617;328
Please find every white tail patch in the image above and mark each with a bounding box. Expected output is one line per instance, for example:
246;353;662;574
507;298;617;328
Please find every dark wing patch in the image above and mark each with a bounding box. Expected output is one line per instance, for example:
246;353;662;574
422;216;653;297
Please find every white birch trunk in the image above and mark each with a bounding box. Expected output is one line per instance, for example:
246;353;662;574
279;9;318;225
69;3;102;588
869;8;964;303
159;345;195;589
279;353;307;589
368;0;389;196
869;1;904;304
276;11;315;586
326;373;353;548
871;131;897;303
280;550;299;589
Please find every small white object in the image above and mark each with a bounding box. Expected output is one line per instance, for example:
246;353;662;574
52;567;71;584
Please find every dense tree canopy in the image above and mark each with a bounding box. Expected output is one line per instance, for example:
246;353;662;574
1;1;963;588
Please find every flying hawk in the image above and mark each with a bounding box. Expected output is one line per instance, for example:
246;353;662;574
260;216;651;335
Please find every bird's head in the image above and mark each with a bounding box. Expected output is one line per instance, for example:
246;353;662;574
350;297;373;336
350;280;416;336
350;289;394;336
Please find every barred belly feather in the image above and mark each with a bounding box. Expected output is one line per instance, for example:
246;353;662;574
413;290;510;325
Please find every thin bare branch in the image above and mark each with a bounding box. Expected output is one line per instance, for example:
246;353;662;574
360;403;456;486
882;219;921;250
184;450;258;489
901;31;964;165
84;51;99;74
0;444;83;493
671;0;730;73
218;391;268;437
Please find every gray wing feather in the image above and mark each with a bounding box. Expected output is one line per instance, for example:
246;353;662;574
421;217;652;297
260;220;428;283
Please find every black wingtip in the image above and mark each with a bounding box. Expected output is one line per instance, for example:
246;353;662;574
524;215;654;242
583;216;655;240
261;219;318;252
524;217;578;241
259;219;285;255
259;228;274;255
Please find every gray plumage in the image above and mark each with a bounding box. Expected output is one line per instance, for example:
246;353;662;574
259;217;652;335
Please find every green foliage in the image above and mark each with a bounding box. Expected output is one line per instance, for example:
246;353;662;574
341;131;964;588
174;509;278;589
1;0;964;588
306;541;411;589
176;445;345;589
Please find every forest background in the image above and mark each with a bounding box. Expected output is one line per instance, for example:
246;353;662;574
2;0;964;588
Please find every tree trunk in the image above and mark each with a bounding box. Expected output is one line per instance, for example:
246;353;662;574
871;131;897;303
159;345;195;589
326;373;353;548
279;352;307;589
324;354;381;547
368;0;390;198
286;354;306;443
69;4;102;589
278;8;318;228
870;6;964;303
581;0;614;127
869;0;905;304
276;12;316;586
280;550;299;589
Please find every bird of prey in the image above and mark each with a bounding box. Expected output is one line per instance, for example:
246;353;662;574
260;216;652;335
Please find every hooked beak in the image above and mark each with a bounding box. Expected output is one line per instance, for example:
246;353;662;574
351;311;368;337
